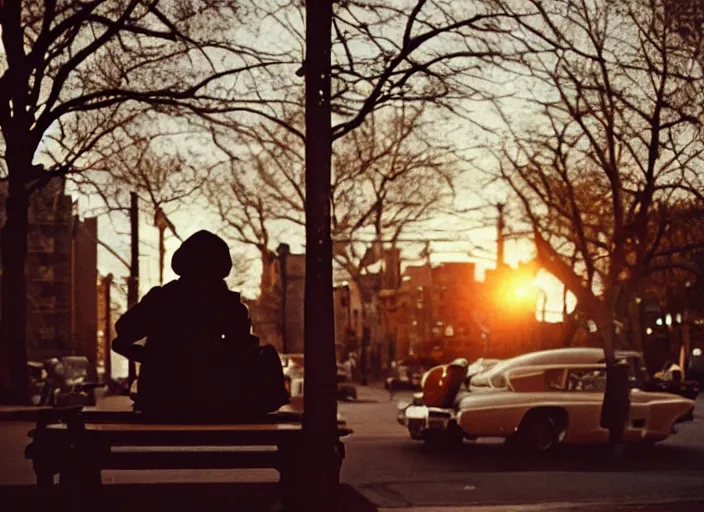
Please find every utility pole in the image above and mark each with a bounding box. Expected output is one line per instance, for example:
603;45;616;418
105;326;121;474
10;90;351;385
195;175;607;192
277;243;290;354
154;207;167;285
303;0;339;510
420;241;435;354
127;192;139;386
103;273;113;384
496;203;506;269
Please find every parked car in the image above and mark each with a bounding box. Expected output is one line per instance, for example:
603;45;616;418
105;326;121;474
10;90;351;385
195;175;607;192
689;346;704;387
27;361;48;406
30;356;101;407
468;348;647;391
640;362;699;417
398;348;694;450
466;357;501;382
280;353;305;396
279;353;358;401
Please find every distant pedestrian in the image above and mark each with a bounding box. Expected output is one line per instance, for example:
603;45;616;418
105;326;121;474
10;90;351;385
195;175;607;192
388;361;397;401
347;352;359;382
112;230;289;422
342;356;354;381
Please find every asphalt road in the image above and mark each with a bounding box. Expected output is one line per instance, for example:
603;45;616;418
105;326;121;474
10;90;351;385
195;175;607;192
339;389;704;508
0;386;703;511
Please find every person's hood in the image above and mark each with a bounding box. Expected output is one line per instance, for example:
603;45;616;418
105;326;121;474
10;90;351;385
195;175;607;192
171;230;232;279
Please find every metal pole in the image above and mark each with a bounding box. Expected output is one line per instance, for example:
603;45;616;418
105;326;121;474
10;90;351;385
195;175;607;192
278;245;289;354
346;285;352;358
158;226;165;285
104;274;113;383
681;310;690;377
303;0;338;509
497;203;505;268
127;192;139;385
154;207;167;286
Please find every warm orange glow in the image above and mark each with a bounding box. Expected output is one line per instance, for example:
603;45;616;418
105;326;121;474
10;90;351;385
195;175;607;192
497;273;538;309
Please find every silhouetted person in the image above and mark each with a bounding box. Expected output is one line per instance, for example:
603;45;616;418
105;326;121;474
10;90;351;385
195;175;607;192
112;230;289;422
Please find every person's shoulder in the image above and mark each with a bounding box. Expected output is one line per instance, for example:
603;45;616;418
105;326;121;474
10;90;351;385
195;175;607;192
140;283;175;305
160;281;182;293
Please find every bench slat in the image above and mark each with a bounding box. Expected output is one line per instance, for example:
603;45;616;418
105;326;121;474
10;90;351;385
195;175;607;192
79;410;308;424
32;429;300;446
103;451;281;470
30;427;351;448
45;422;305;432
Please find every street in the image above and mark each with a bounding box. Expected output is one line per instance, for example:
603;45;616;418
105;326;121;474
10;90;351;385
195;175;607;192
340;389;704;509
1;386;703;511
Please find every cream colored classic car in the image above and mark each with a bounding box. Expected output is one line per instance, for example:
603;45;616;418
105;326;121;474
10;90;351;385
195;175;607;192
398;348;695;450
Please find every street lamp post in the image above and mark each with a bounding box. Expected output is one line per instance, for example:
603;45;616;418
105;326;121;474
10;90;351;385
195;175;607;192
154;208;168;286
103;274;113;384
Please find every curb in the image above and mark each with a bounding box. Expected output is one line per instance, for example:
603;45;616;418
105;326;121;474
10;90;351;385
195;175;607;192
378;498;704;512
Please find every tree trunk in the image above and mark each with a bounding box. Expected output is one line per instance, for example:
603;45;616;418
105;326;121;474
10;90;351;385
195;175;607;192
594;302;630;447
302;0;339;510
0;166;30;405
561;310;581;347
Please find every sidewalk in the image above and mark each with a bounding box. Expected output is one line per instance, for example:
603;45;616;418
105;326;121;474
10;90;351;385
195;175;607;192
0;384;389;422
378;499;704;512
0;392;133;422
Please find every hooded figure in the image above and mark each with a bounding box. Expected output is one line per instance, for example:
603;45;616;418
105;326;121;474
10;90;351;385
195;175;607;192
112;230;289;421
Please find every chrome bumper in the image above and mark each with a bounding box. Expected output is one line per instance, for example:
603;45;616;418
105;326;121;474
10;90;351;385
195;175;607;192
398;405;456;430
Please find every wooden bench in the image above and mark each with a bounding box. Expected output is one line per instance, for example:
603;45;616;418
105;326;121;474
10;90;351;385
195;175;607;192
25;407;352;511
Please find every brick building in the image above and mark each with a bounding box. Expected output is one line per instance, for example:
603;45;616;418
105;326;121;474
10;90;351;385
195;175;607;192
0;178;99;364
250;244;306;354
333;280;363;360
380;259;546;365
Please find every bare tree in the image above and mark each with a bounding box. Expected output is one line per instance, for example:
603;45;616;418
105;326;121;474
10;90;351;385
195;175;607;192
193;0;517;144
490;0;704;439
331;105;457;281
206;104;457;283
0;0;291;403
75;127;220;286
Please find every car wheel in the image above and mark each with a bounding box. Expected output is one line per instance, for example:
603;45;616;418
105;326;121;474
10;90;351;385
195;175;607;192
518;412;559;451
